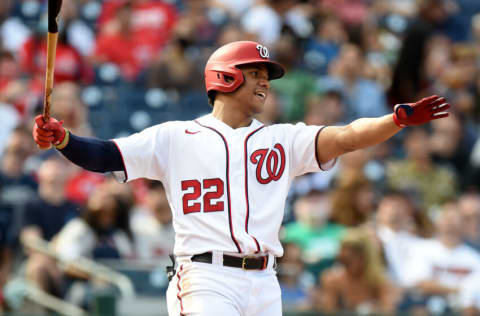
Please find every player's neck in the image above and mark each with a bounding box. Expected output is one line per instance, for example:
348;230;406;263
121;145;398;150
211;101;253;129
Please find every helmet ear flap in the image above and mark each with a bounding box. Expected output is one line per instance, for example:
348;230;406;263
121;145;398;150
208;70;246;106
206;66;244;95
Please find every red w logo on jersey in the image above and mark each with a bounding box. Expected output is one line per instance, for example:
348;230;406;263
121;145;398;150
250;144;286;184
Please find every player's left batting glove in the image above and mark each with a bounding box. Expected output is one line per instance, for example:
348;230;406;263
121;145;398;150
392;95;450;128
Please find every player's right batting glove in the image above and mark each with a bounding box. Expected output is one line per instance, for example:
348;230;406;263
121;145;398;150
392;95;450;128
33;115;69;150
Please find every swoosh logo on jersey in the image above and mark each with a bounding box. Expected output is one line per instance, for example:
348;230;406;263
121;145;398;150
185;129;201;134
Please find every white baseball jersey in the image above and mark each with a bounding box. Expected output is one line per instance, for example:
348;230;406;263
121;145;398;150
113;114;335;257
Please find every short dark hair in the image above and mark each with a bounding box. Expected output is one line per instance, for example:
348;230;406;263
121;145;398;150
208;91;217;106
82;193;133;241
207;74;236;106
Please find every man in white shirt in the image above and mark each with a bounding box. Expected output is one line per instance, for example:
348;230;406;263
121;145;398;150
403;203;480;311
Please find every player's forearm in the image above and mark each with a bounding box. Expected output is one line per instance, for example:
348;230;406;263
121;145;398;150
338;114;401;152
58;132;124;173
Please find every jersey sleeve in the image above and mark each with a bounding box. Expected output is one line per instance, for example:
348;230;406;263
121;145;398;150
289;123;336;177
112;123;171;182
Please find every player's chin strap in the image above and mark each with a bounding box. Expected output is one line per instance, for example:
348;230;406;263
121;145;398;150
166;254;176;281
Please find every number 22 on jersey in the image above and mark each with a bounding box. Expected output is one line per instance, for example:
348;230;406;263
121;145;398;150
181;178;224;214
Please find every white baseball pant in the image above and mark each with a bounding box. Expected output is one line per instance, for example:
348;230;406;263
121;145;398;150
166;252;281;316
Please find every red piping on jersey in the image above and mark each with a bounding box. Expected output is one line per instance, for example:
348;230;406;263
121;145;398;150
112;140;129;182
176;265;185;316
195;120;242;253
244;125;265;253
314;126;328;171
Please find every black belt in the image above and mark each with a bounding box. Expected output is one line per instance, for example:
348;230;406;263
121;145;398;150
191;252;269;270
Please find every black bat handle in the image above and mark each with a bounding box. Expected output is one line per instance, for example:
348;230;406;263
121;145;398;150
48;0;63;33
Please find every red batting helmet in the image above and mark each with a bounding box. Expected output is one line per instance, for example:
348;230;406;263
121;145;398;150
205;41;285;96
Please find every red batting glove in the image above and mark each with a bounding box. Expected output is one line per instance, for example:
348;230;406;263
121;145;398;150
392;95;450;128
33;115;66;149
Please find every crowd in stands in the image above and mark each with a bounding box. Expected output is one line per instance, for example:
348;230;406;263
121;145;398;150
1;0;480;315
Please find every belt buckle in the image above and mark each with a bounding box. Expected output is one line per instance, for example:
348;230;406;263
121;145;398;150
241;256;256;270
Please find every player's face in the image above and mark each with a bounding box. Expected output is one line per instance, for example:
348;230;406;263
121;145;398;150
235;64;270;114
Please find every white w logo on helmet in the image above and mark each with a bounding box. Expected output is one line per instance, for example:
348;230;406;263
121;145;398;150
256;44;269;59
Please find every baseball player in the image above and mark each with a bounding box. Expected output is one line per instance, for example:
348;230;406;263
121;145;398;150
33;41;450;315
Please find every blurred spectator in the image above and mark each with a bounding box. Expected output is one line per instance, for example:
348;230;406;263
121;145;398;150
21;157;78;296
304;16;347;75
0;102;20;158
216;24;257;47
22;181;134;299
174;0;218;47
95;0;178;79
147;18;204;93
276;242;311;311
386;127;457;213
21;157;78;245
322;43;388;121
458;192;480;251
65;170;105;206
0;50;21;100
60;0;95;57
304;89;346;126
403;203;480;314
430;112;475;186
473;12;480;57
0;50;32;118
255;89;282;125
330;173;375;227
211;0;254;18
319;0;369;26
19;14;92;84
0;126;37;287
441;0;480;42
375;191;426;287
51;82;92;135
0;0;31;53
270;34;316;122
131;180;174;262
468;137;480;191
314;228;400;315
333;148;370;185
92;2;141;81
459;271;480;316
438;42;477;96
387;0;454;105
54;183;135;262
241;0;312;45
283;189;345;275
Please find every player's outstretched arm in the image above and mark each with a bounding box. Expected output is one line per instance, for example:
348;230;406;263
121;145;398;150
33;115;124;173
316;95;450;164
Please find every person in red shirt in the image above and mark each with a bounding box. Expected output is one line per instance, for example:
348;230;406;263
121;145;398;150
19;28;92;84
92;3;140;80
93;0;177;80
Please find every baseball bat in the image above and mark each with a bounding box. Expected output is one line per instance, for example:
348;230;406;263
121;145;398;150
43;0;63;122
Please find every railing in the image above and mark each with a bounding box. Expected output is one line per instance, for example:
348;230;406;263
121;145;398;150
23;238;136;298
4;237;137;316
